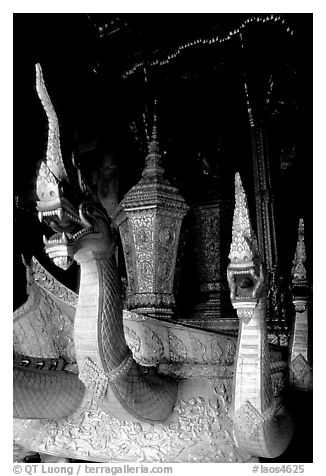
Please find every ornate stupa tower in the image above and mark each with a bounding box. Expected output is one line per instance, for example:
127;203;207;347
288;218;312;391
114;102;189;317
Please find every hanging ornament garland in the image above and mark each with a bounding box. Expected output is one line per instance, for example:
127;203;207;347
122;14;294;79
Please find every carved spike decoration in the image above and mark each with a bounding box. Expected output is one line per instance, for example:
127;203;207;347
227;173;264;323
289;218;312;391
35;63;70;205
291;218;307;283
228;172;260;267
228;173;293;457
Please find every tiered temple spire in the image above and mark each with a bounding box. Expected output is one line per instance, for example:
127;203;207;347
142;99;164;177
292;218;307;283
288;218;312;391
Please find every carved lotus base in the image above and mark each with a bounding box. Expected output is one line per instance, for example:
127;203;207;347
126;292;175;317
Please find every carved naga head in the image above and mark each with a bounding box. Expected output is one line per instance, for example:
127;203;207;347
227;173;265;323
35;64;114;269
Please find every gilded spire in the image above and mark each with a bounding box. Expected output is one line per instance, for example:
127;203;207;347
229;172;260;264
35;63;68;203
292;218;307;283
142;99;164;177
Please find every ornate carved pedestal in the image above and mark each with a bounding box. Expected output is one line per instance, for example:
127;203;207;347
14;378;255;463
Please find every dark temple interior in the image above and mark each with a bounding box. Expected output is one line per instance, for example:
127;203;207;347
13;13;312;463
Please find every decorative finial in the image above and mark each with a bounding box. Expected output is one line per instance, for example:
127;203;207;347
292;218;307;283
229;172;260;265
142;99;164;177
152;98;158;142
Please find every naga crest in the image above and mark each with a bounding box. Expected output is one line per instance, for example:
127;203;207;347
35;64;113;269
292;218;307;284
227;172;265;322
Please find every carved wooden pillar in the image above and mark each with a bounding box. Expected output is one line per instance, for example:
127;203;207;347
243;76;281;339
191;199;235;330
250;119;278;274
240;32;278;276
180;164;237;332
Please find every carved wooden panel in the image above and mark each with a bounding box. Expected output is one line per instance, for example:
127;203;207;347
13;379;255;463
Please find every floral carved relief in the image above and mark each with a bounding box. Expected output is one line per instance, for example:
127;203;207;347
222;339;236;366
131;213;155;293
31;257;78;308
124;325;164;366
13;287;75;362
168;330;187;362
119;221;137;298
156;217;177;292
14;387;253;463
189;333;223;363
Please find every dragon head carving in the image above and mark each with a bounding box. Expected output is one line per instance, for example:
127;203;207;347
35;64;114;269
227;173;265;323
